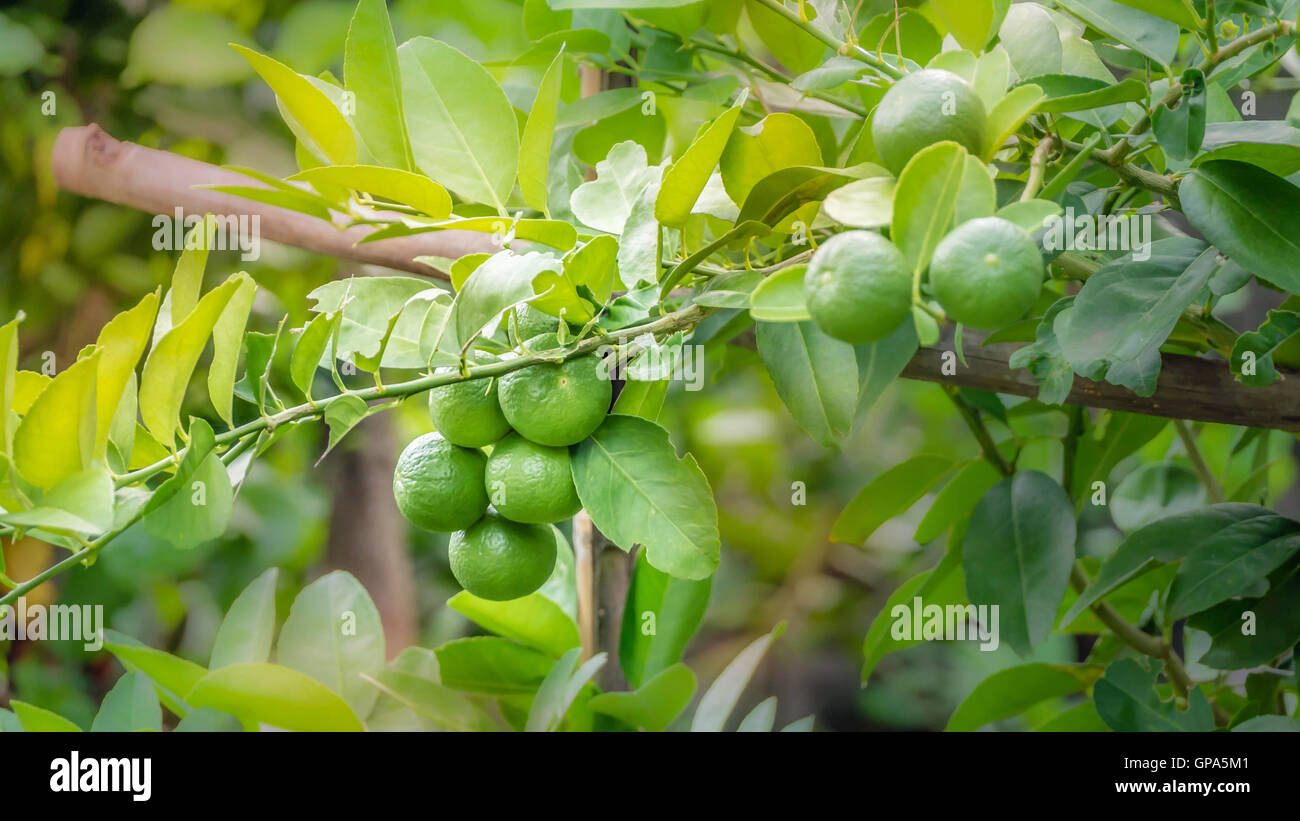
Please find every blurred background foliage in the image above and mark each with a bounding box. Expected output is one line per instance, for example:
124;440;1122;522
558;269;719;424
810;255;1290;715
2;0;1298;731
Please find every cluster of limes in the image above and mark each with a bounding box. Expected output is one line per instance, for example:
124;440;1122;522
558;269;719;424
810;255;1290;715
392;307;611;601
804;69;1045;344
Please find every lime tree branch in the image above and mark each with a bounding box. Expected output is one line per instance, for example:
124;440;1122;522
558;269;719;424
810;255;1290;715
3;305;710;606
1102;19;1296;165
684;36;871;117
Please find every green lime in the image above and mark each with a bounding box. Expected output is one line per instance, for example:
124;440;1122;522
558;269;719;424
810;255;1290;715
448;512;558;601
928;217;1043;330
497;335;611;447
871;69;987;175
484;433;582;524
511;304;561;344
392;433;489;532
427;352;511;448
804;230;912;343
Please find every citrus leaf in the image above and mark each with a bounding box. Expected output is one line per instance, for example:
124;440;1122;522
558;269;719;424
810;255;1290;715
210;567;279;669
91;672;162;732
398;37;519;212
289;165;450;218
12;349;100;490
963;470;1076;656
448;591;580;658
891;141;966;274
619;549;711;688
589;663;696;731
572;414;720;580
520;47;566;215
946;663;1104;731
655;95;744;226
185;662;364;732
344;0;414;171
690;623;783;732
833;455;953;544
232;45;356;165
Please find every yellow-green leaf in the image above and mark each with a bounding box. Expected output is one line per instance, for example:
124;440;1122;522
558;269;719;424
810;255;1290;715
655;95;745;227
208;275;257;425
0;314;20;455
984;84;1044;162
520;47;566;215
185;662;364;732
13;350;100;490
232;45;357;165
139;273;250;447
93;290;159;458
289;165;451;218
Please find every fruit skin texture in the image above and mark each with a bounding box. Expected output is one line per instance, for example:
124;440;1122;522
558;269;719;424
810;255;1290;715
449;512;558;601
427;353;511;448
484;433;582;524
804;230;912;343
392;433;489;533
497;335;612;447
871;69;987;175
928;216;1044;330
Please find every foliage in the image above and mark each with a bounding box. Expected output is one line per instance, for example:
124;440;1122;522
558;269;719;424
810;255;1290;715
3;0;1300;730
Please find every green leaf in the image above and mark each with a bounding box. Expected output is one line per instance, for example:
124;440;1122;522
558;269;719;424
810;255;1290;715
756;320;857;448
139;417;216;518
930;0;996;52
289;166;450;218
891;141;967;275
0;465;114;536
453;250;561;343
862;563;966;681
1057;242;1217;397
999;4;1062;80
290;311;340;399
984;84;1045;162
720;113;822;207
344;0;414;171
1233;716;1300;732
854;319;919;414
433;636;557;694
320;394;370;461
210;567;279;669
526;648;606;732
1064;503;1272;625
10;700;82;732
963;470;1076;656
141;451;233;550
736;164;867;227
1179;160;1300;294
1006;298;1074;405
655;95;744;227
1189;568;1300;670
361;669;497;731
121;6;253;88
232;45;356;165
1231;309;1300;387
1167;513;1300;620
571;140;660;235
93;290;159;457
1111;0;1201;30
612;378;668;420
744;0;826;73
398;37;519;212
1054;0;1178;66
690;623;784;732
833;455;953;545
139;273;250;446
91;672;162;732
1195;121;1300;177
1111;463;1207;532
914;459;1002;544
572;415;720;579
1152;69;1206;162
1094;659;1214;731
1069;411;1168;503
823;177;895;229
208;276;256;426
102;630;208;718
185;662;363;732
276;570;386;719
12;348;100;490
1028;75;1148;113
307;275;441;365
0;314;19;456
520;48;566;215
946;663;1104;732
448;591;580;658
1033;700;1110;731
619;548;711;688
589;663;696;731
748;265;810;322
